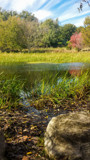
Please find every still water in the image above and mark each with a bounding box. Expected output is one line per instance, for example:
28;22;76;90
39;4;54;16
0;62;89;91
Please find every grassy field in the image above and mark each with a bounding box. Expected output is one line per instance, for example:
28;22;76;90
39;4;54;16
0;51;90;65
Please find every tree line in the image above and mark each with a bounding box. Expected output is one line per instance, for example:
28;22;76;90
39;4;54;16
0;8;90;52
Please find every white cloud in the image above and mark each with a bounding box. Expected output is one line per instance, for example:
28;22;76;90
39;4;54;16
0;0;10;8
31;0;48;11
73;18;85;27
62;17;85;27
43;0;62;10
58;3;90;22
0;0;90;26
34;9;53;20
0;0;62;12
58;0;75;10
0;0;48;12
9;0;37;12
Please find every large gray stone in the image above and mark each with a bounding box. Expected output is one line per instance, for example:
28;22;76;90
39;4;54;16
0;131;6;160
44;111;90;160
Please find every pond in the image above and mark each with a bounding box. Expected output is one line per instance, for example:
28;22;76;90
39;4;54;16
0;62;90;116
0;62;89;92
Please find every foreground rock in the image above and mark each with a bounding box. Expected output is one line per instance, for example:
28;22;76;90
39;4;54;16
44;111;90;160
0;130;6;160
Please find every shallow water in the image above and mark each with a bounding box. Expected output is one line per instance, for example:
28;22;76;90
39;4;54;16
0;62;89;91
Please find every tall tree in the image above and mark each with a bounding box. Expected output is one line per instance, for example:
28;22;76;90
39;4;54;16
0;16;27;52
23;20;40;50
84;16;90;26
76;26;84;33
0;7;18;21
19;11;38;22
40;19;60;47
60;24;77;46
82;16;90;47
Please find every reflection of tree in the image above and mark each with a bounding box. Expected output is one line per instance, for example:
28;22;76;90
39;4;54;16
69;67;81;76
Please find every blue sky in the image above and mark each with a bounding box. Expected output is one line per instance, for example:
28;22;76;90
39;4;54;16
0;0;90;26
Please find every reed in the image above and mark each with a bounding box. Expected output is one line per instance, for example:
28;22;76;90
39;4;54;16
29;71;90;106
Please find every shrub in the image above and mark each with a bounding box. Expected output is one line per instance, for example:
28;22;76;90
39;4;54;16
69;32;83;51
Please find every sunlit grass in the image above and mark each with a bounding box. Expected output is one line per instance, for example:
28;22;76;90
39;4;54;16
0;51;90;65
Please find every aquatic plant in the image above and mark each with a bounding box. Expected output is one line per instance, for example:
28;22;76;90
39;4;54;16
29;70;90;107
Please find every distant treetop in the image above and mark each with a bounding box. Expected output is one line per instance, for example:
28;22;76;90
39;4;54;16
0;7;38;22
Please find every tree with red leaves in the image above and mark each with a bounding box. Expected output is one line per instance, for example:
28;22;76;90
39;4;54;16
69;32;83;51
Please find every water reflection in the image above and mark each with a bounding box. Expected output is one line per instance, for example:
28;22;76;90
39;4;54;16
69;69;81;76
0;62;89;91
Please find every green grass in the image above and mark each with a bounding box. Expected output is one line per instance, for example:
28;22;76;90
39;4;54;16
0;49;90;109
0;70;90;110
0;51;90;65
29;71;90;109
0;74;23;109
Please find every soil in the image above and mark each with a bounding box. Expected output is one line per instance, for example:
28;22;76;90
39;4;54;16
0;99;90;160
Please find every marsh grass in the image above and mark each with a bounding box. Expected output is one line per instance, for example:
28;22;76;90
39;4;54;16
30;71;90;108
0;51;90;65
0;73;24;109
0;70;89;110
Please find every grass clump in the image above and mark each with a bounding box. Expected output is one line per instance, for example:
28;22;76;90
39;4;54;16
52;72;89;100
0;73;23;109
30;71;90;109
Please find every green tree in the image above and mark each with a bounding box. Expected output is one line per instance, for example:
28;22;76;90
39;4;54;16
60;24;77;46
82;16;90;47
84;16;90;26
23;20;41;51
76;26;84;33
19;11;38;22
0;7;18;21
40;19;60;47
0;16;27;52
0;8;37;22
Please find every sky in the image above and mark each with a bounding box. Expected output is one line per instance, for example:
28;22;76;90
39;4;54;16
0;0;90;26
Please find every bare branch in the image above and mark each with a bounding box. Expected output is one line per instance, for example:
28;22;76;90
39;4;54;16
78;0;90;11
